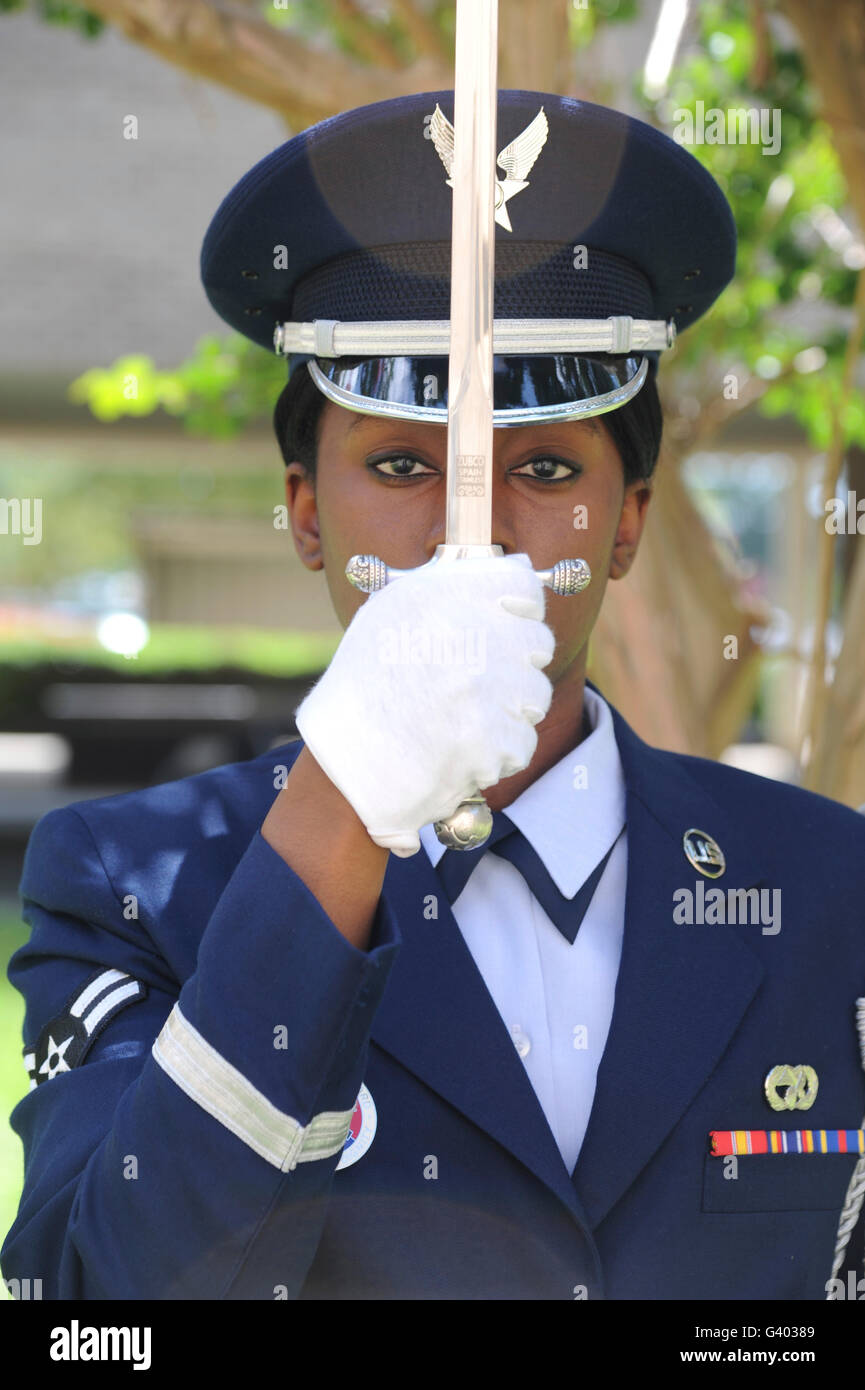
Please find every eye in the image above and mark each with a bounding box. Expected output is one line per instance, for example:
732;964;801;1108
511;456;582;482
367;454;438;480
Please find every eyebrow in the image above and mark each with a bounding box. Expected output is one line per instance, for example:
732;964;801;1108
346;413;604;437
347;413;379;434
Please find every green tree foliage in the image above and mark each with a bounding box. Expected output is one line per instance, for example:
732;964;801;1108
13;0;864;461
0;0;104;35
643;1;864;453
569;0;639;49
67;337;286;438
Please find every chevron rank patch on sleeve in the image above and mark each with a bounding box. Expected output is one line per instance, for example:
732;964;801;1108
23;968;148;1090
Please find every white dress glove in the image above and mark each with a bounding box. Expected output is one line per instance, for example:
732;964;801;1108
294;553;555;856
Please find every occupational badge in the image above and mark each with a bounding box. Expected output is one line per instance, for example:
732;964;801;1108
764;1063;819;1112
683;828;725;879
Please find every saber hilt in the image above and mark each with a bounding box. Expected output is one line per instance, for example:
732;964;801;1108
346;545;591;599
345;543;591;849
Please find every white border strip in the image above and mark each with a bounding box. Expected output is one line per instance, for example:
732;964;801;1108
152;1004;353;1171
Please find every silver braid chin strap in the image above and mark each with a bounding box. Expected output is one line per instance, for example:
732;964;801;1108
273;314;677;358
826;997;865;1298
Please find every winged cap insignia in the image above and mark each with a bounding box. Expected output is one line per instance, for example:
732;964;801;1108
429;103;549;232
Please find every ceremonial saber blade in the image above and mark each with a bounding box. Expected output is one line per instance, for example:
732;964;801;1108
444;0;497;555
346;0;591;850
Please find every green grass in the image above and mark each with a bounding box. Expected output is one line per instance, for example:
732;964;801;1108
0;908;30;1300
0;623;339;677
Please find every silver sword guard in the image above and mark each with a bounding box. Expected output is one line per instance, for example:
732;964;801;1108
346;545;592;597
344;543;592;850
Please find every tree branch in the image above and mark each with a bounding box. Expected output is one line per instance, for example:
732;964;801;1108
776;0;865;233
800;263;865;789
748;0;774;88
322;0;403;69
388;0;452;62
662;357;797;458
81;0;450;127
497;0;570;90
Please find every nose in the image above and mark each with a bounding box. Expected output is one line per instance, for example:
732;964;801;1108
423;445;519;557
423;507;518;559
490;455;518;555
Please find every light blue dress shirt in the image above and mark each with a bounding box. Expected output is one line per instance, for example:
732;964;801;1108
419;686;627;1176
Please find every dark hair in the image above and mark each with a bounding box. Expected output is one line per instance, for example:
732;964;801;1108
274;360;663;487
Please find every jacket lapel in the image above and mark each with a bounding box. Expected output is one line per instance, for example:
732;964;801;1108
274;697;767;1235
265;742;588;1223
572;708;766;1228
371;844;590;1226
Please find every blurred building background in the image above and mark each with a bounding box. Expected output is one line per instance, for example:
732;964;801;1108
0;7;341;900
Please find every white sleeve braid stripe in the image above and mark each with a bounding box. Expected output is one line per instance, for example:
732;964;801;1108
71;968;128;1018
84;980;142;1035
151;1003;354;1171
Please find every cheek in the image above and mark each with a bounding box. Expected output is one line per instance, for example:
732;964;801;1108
569;483;621;567
316;501;341;568
315;478;357;566
548;487;620;642
310;491;353;621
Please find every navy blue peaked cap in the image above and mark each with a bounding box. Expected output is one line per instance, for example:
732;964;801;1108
201;89;735;346
201;91;735;424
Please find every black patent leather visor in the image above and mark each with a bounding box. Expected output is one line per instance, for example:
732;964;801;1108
307;353;648;425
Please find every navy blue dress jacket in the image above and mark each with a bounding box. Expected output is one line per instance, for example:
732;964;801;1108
3;700;865;1300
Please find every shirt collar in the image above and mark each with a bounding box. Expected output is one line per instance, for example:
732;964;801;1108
419;685;626;899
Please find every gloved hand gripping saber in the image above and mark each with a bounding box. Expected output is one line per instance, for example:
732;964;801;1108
345;0;591;851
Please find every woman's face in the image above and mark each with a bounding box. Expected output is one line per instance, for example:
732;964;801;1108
284;400;653;688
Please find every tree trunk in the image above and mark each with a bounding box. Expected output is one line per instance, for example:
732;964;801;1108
498;0;570;90
775;0;865;805
777;0;865;234
808;537;865;806
588;452;766;757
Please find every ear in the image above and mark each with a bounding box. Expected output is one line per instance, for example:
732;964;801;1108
284;463;323;571
609;479;652;581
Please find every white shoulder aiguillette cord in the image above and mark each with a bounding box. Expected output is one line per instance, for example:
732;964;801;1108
827;997;865;1296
